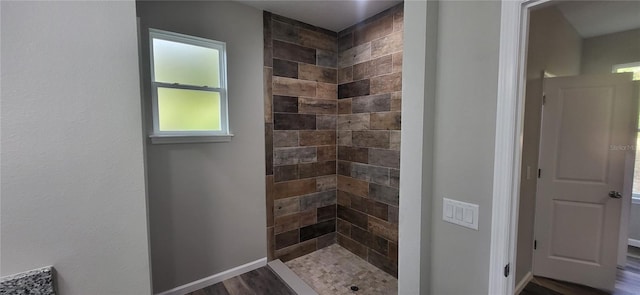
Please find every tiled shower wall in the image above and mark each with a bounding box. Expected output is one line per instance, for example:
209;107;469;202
335;4;403;277
264;12;339;262
264;3;403;277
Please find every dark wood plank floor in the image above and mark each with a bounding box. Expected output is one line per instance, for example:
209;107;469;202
521;247;640;295
187;267;296;295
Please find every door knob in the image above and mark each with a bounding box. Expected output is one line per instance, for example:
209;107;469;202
608;191;622;199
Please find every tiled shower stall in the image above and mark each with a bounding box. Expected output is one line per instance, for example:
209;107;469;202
264;3;403;278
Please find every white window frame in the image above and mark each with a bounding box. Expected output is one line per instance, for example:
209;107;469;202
148;29;232;144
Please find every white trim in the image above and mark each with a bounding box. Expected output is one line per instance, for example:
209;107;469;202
150;134;234;144
154;257;267;295
489;1;550;294
613;61;640;72
629;238;640;248
514;271;533;295
267;260;318;295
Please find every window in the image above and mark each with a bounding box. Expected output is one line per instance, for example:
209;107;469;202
149;29;232;144
614;62;640;203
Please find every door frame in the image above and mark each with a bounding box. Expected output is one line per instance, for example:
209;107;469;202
489;1;636;294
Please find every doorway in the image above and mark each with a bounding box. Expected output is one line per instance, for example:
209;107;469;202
488;0;640;294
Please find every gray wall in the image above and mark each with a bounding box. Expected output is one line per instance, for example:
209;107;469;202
136;1;266;293
581;29;640;75
581;28;640;242
516;5;583;284
430;1;501;294
398;0;438;293
0;1;152;294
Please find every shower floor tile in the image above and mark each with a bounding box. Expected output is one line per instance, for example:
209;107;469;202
285;244;398;295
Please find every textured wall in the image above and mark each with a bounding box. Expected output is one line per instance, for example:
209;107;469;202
335;4;404;278
1;1;152;294
136;1;266;293
264;12;339;262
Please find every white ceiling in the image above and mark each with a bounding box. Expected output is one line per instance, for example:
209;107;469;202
556;0;640;38
236;0;403;32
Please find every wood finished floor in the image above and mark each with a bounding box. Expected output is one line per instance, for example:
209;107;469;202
187;267;296;295
521;247;640;295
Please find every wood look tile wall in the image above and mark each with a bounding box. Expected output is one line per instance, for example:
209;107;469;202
264;12;338;263
335;3;403;278
264;3;403;277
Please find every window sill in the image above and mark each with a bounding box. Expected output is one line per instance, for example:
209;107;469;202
633;197;640;205
149;134;234;144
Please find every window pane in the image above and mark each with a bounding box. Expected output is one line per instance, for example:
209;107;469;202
153;38;220;87
158;88;221;131
614;66;640;81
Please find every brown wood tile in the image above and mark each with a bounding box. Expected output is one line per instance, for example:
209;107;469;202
299;161;336;178
275;238;317;262
273;59;298;79
272;13;337;38
337;113;370;131
300;219;336;242
274;113;316;130
337;218;351;236
264;13;273;68
337;190;352;207
338;66;353;84
298;97;337;115
338;99;352;114
299;64;337;84
316;115;337;130
316;82;337;100
299;209;317;227
368;148;399;168
317;232;336;249
369;183;399;206
316;175;337;192
317;204;337;222
392;52;402;73
300;190;336;211
274;165;299;182
299;130;336;146
368;200;389;221
393;5;404;32
351;94;391;113
264;67;273;123
353;14;393;46
338;79;370;99
348;192;370;214
389;242;398;261
368;248;398;277
274;196;300;217
390;131;401;151
353;55;393;80
274;212;301;234
317;145;337;162
338;175;369;197
273;147;317;165
391;98;401;112
272;19;298;44
370;72;402;95
338;32;354;51
273;130;298;148
273;95;298;113
267;226;275;261
273;40;316;64
273;76;316;97
317;49;337;68
338;160;352;176
368;216;397;243
337;205;368;229
274;178;317;199
298;27;336;52
338;131;352;146
265;123;273;175
275;229;299;250
371;30;403;58
338;42;371;68
370;112;401;130
349;223;371;246
388;205;399;224
266;175;274;226
352;130;390;149
338;146;369;164
351;162;390;186
337;233;368;260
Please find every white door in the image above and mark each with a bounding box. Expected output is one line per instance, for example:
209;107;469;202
533;73;635;292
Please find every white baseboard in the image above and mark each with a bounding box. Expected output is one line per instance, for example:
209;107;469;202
514;271;533;295
629;238;640;248
155;257;267;295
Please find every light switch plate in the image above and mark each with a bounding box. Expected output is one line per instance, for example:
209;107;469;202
443;197;479;230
